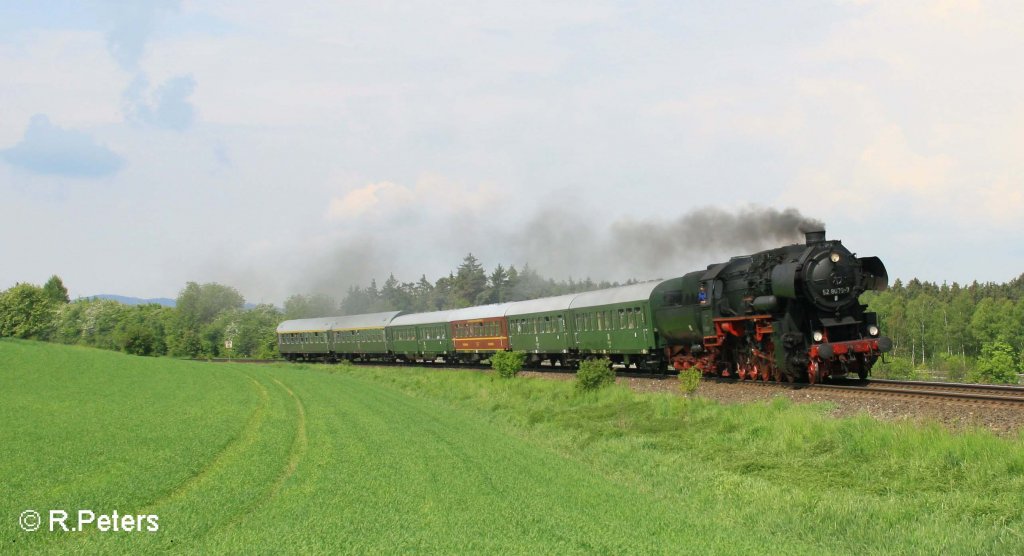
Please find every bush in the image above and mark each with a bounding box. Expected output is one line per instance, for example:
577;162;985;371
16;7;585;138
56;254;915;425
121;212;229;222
576;357;615;392
678;368;701;394
970;340;1020;384
873;356;919;380
491;350;525;379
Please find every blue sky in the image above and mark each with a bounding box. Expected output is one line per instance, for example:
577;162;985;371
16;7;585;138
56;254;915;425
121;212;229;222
2;1;1023;304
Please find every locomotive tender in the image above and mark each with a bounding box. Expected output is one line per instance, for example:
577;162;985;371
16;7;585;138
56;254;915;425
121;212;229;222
278;230;892;382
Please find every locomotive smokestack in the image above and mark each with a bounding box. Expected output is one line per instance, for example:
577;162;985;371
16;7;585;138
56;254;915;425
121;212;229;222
805;229;826;244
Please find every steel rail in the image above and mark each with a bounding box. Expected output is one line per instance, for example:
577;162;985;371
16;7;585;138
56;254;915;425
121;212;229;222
810;383;1024;404
865;378;1024;394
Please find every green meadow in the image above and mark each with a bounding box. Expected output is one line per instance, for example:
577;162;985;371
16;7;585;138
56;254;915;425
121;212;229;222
2;339;1024;554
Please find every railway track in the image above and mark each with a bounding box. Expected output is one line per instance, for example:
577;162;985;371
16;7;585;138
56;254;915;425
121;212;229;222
818;378;1024;405
704;375;1024;405
198;358;1023;405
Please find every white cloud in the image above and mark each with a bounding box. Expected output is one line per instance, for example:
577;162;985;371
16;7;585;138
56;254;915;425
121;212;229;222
327;181;414;220
326;175;501;222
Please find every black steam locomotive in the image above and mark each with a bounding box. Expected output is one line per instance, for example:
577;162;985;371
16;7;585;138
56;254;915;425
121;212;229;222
655;229;891;382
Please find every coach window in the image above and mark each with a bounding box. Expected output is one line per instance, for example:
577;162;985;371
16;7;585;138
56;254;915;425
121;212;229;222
617;309;625;329
558;315;565;332
636;308;645;327
627;308;636;329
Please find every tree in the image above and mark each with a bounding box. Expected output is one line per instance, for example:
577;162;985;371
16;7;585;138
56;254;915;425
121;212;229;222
381;274;413;311
969;298;1015;354
115;304;171;356
170;282;245;357
284;293;338;320
487;264;509;304
0;283;57;339
42;275;70;304
454;254;487;307
413;275;435;311
175;282;246;327
212;304;283;358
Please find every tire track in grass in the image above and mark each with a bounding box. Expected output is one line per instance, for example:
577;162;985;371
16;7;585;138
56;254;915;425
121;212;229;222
66;369;289;553
137;371;299;552
138;375;270;513
215;376;308;533
267;377;308;499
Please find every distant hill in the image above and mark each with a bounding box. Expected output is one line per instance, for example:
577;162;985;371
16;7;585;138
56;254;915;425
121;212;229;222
80;295;263;310
83;294;176;307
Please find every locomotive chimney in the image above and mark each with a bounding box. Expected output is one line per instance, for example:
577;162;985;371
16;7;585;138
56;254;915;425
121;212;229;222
805;229;826;244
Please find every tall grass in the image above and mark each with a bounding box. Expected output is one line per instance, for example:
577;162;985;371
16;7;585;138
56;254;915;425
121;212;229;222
342;364;1024;552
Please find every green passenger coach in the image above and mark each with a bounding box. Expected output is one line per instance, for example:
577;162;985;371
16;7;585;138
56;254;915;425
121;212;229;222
277;317;337;360
331;311;403;360
569;280;666;369
506;294;577;366
388;310;455;362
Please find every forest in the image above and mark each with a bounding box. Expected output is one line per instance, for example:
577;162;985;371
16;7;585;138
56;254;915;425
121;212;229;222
2;254;1022;383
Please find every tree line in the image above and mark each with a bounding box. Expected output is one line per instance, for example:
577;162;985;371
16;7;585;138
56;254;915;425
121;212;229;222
0;254;629;360
863;276;1024;383
0;277;281;359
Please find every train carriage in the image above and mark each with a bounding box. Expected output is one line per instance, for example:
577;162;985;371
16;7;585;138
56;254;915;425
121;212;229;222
331;311;403;361
448;303;513;362
277;317;337;361
505;294;577;366
388;310;455;362
569;281;665;369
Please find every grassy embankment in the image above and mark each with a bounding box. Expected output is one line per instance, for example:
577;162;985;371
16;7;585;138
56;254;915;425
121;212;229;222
2;338;1023;553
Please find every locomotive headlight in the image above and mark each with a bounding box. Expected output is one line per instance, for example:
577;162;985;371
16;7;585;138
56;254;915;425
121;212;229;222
830;252;841;263
868;325;879;336
812;331;824;342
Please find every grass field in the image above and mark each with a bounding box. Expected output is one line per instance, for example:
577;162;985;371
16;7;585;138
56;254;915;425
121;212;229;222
3;339;1024;553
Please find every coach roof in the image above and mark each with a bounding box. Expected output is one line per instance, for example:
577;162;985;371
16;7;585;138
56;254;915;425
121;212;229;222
390;310;455;327
277;317;337;333
505;293;579;316
568;280;665;310
332;311;404;330
447;303;516;322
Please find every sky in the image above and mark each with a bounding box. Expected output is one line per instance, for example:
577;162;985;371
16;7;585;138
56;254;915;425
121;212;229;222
2;0;1023;305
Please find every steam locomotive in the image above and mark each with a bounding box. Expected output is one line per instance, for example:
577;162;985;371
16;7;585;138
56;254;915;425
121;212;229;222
277;230;891;383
